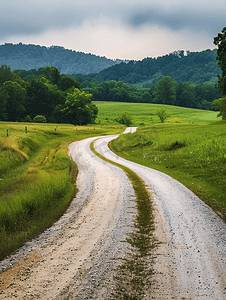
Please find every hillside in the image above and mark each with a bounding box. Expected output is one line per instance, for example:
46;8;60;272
0;43;123;75
88;49;220;86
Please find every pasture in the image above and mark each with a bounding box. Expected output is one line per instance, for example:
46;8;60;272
95;101;219;125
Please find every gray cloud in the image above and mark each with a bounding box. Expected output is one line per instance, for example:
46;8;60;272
0;0;225;40
129;5;225;36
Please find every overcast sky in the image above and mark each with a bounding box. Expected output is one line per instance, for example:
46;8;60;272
0;0;225;60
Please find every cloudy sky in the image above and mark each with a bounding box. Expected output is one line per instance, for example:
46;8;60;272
0;0;225;60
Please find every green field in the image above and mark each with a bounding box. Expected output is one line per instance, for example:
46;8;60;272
111;121;226;221
95;101;219;126
0;102;225;260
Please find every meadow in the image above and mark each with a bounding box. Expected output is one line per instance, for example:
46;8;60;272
0;102;225;260
0;122;122;260
95;101;219;125
111;121;226;221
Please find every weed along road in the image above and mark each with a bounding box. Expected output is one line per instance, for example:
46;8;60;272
0;129;226;299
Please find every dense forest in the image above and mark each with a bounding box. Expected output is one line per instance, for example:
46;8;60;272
88;49;220;86
77;76;222;110
12;67;222;111
0;43;123;75
0;64;222;124
0;65;98;124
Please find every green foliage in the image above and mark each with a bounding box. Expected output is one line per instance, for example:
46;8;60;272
33;115;47;123
156;108;169;123
153;76;176;105
79;76;220;110
3;81;26;121
213;97;226;120
213;27;226;121
90;49;219;85
214;27;226;95
62;88;98;125
0;66;98;125
117;112;133;126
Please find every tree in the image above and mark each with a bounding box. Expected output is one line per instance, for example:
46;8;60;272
3;81;26;121
61;88;98;125
213;27;226;120
212;97;226;120
0;89;7;120
153;76;176;105
156;108;169;123
39;66;61;86
214;27;226;95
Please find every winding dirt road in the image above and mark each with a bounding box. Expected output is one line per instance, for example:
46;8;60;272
0;129;226;299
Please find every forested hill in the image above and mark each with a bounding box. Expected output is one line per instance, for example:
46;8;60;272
88;49;220;86
0;43;123;75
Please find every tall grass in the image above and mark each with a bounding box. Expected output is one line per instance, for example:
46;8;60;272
111;123;226;221
0;122;122;260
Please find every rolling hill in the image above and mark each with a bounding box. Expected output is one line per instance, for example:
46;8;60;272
0;43;123;75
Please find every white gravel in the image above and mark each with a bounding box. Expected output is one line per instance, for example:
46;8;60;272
0;129;226;299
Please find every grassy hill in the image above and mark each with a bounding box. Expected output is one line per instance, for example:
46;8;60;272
95;101;219;126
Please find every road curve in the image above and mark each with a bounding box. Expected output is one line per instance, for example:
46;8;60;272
94;134;226;299
0;135;137;299
0;131;226;299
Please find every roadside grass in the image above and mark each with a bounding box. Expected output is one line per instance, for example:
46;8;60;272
111;122;226;222
94;101;219;126
90;141;155;299
0;122;123;260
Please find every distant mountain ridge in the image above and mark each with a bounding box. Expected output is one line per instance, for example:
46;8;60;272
0;43;220;86
88;49;220;86
0;43;124;75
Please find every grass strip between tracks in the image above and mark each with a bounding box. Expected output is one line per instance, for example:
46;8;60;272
90;139;155;300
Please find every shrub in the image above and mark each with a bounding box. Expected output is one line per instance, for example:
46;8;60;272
117;112;133;126
156;109;169;123
33;115;47;123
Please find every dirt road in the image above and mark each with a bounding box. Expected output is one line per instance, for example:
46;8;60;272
0;130;226;299
94;134;226;299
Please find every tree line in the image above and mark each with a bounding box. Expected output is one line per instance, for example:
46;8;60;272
0;65;98;124
74;76;222;110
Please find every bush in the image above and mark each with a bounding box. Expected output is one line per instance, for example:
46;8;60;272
117;112;133;126
156;109;169;123
33;115;47;123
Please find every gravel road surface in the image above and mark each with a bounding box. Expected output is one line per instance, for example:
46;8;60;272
94;133;226;299
0;129;226;299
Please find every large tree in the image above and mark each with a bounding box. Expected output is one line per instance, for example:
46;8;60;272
61;88;98;125
3;81;26;121
214;27;226;94
213;27;226;120
153;76;176;105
